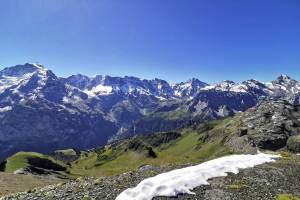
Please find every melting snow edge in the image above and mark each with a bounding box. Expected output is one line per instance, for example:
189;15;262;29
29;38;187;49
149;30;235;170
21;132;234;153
116;153;281;200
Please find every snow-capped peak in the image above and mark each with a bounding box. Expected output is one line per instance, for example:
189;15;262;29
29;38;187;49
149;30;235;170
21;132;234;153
241;79;270;91
276;74;291;81
28;63;46;70
269;75;300;97
65;74;175;98
0;63;55;99
202;79;271;94
3;64;297;104
0;63;47;78
172;78;208;98
219;80;236;88
272;74;296;86
202;80;237;92
65;74;92;90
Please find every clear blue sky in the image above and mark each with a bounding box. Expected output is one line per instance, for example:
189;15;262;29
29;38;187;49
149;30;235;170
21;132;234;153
0;0;300;84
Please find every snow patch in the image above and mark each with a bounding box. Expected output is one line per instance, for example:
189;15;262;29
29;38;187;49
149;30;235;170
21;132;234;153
202;85;216;90
84;85;113;96
63;95;83;104
0;106;12;112
116;153;280;200
29;63;44;70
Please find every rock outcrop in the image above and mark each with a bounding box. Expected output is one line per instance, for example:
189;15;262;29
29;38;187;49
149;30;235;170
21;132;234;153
237;100;300;150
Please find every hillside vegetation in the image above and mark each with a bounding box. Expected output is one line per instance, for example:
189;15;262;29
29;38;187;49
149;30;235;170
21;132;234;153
3;100;300;179
67;117;239;177
1;116;240;178
1;100;300;199
1;152;69;179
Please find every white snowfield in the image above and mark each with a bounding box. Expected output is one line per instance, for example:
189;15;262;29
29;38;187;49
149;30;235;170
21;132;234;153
116;152;281;200
0;106;12;112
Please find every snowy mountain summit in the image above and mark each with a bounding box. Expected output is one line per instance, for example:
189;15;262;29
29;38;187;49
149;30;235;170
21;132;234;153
0;63;299;160
0;63;46;77
172;78;208;98
1;63;291;101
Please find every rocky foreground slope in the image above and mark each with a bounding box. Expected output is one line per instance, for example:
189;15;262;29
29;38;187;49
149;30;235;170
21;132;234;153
1;153;299;200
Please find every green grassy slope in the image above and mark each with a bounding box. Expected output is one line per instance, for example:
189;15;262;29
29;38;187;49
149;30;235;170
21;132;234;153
5;152;46;173
3;152;67;173
2;116;244;178
69;117;237;177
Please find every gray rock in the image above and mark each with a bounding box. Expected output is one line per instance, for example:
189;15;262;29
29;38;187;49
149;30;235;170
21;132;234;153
287;135;300;153
240;100;300;151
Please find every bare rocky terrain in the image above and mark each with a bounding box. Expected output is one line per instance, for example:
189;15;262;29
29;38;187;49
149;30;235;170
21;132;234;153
0;173;60;197
1;153;299;200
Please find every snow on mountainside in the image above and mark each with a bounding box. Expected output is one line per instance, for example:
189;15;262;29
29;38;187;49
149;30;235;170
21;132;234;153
0;63;300;160
202;75;300;97
1;63;299;105
267;75;300;104
203;79;271;95
65;75;175;98
64;69;300;102
0;63;85;110
172;78;208;98
0;64;117;160
66;75;209;99
0;63;48;95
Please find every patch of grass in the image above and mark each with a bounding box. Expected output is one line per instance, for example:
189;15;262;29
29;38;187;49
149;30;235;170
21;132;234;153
280;151;292;158
292;135;300;142
276;194;300;200
228;181;247;190
154;129;230;165
144;170;157;177
82;195;91;200
4;152;67;173
276;151;299;166
228;184;243;189
5;152;45;173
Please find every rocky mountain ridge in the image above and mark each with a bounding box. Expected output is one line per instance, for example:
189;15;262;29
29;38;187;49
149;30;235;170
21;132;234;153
0;63;300;160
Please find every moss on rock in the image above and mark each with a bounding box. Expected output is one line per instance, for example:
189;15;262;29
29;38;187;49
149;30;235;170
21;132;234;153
287;135;300;153
276;193;300;200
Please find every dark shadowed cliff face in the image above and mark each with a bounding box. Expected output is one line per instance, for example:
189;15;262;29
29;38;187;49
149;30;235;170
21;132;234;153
0;100;117;160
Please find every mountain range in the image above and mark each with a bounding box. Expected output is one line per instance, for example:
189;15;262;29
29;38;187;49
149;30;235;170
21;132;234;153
0;63;300;160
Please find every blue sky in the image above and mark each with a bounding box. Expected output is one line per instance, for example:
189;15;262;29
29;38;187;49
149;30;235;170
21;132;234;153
0;0;300;84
